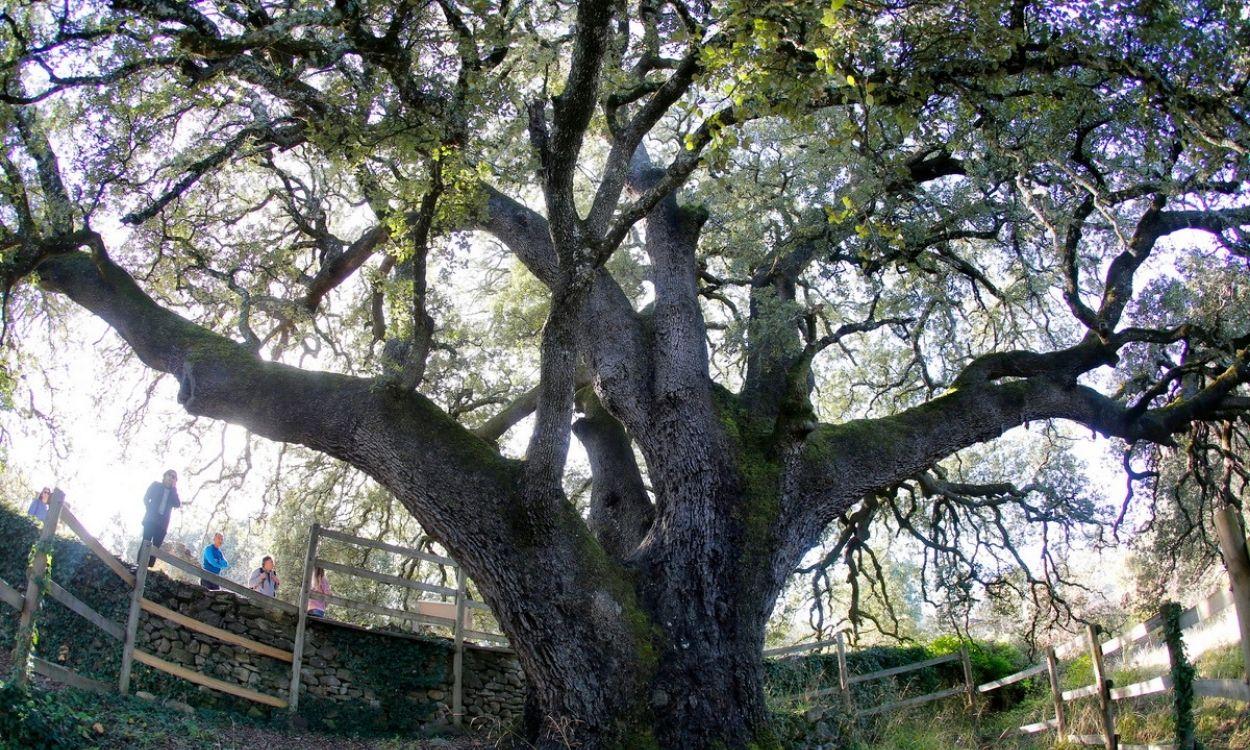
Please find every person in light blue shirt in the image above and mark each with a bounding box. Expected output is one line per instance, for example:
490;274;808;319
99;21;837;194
248;556;280;597
26;487;51;523
201;532;228;590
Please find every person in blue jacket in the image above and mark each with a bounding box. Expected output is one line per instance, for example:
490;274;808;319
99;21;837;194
201;532;229;590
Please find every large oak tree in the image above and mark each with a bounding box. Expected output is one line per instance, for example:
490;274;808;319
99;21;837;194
2;0;1248;747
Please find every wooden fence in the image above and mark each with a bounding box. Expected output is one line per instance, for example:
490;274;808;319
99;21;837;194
3;505;511;724
769;581;1250;750
15;501;1245;741
117;539;296;708
771;630;975;720
7;492;134;694
984;583;1249;750
290;524;508;724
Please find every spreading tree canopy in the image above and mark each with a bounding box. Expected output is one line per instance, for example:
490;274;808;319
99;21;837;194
1;0;1248;747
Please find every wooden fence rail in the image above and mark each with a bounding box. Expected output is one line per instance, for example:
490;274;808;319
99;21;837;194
290;524;509;725
762;635;844;659
3;508;520;725
58;505;135;587
118;540;292;709
140;598;293;662
47;580;124;641
773;642;974;725
964;581;1249;750
769;567;1250;749
847;652;960;686
0;575;22;611
977;662;1045;692
9;493;128;694
14;503;1248;743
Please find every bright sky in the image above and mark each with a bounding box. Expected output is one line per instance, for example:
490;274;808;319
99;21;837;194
0;301;576;571
3;310;270;559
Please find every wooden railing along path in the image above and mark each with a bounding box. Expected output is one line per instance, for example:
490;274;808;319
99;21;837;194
289;524;508;724
769;580;1250;750
10;497;1250;741
769;630;975;720
118;539;297;708
995;584;1247;750
6;491;133;694
2;504;507;727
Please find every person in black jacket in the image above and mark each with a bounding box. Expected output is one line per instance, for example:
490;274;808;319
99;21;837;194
140;469;184;567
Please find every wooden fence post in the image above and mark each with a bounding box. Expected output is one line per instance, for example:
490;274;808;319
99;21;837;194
452;565;467;727
1046;646;1067;736
10;489;64;686
835;630;854;716
118;539;151;694
1160;601;1196;750
1213;504;1250;685
1086;623;1117;750
288;524;320;714
960;646;975;709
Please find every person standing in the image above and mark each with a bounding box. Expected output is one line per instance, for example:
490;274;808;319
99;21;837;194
140;469;183;567
248;556;280;597
26;487;52;523
201;532;229;590
307;566;331;617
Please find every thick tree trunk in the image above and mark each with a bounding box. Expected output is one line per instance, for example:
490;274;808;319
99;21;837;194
1216;424;1250;685
506;587;774;750
490;522;778;750
452;402;785;750
433;493;778;750
634;556;775;749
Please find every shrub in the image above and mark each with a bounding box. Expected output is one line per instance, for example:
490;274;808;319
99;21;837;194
0;682;91;749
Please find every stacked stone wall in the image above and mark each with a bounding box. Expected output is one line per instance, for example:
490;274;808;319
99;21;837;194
0;506;525;734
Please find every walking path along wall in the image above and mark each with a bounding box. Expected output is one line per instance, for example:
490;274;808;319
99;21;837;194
0;505;525;733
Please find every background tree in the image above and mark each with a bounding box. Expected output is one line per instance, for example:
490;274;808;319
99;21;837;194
1122;263;1250;598
1;1;1248;748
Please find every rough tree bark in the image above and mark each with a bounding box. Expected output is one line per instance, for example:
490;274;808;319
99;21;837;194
8;1;1250;748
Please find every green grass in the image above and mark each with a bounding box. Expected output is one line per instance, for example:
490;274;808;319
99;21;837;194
1199;642;1247;680
1194;644;1250;749
819;643;1250;750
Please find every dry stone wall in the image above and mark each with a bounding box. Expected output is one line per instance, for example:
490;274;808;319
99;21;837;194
138;572;526;731
0;506;525;734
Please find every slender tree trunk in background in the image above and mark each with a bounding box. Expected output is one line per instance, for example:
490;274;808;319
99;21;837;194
1214;504;1250;684
1216;424;1250;685
1213;509;1250;682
